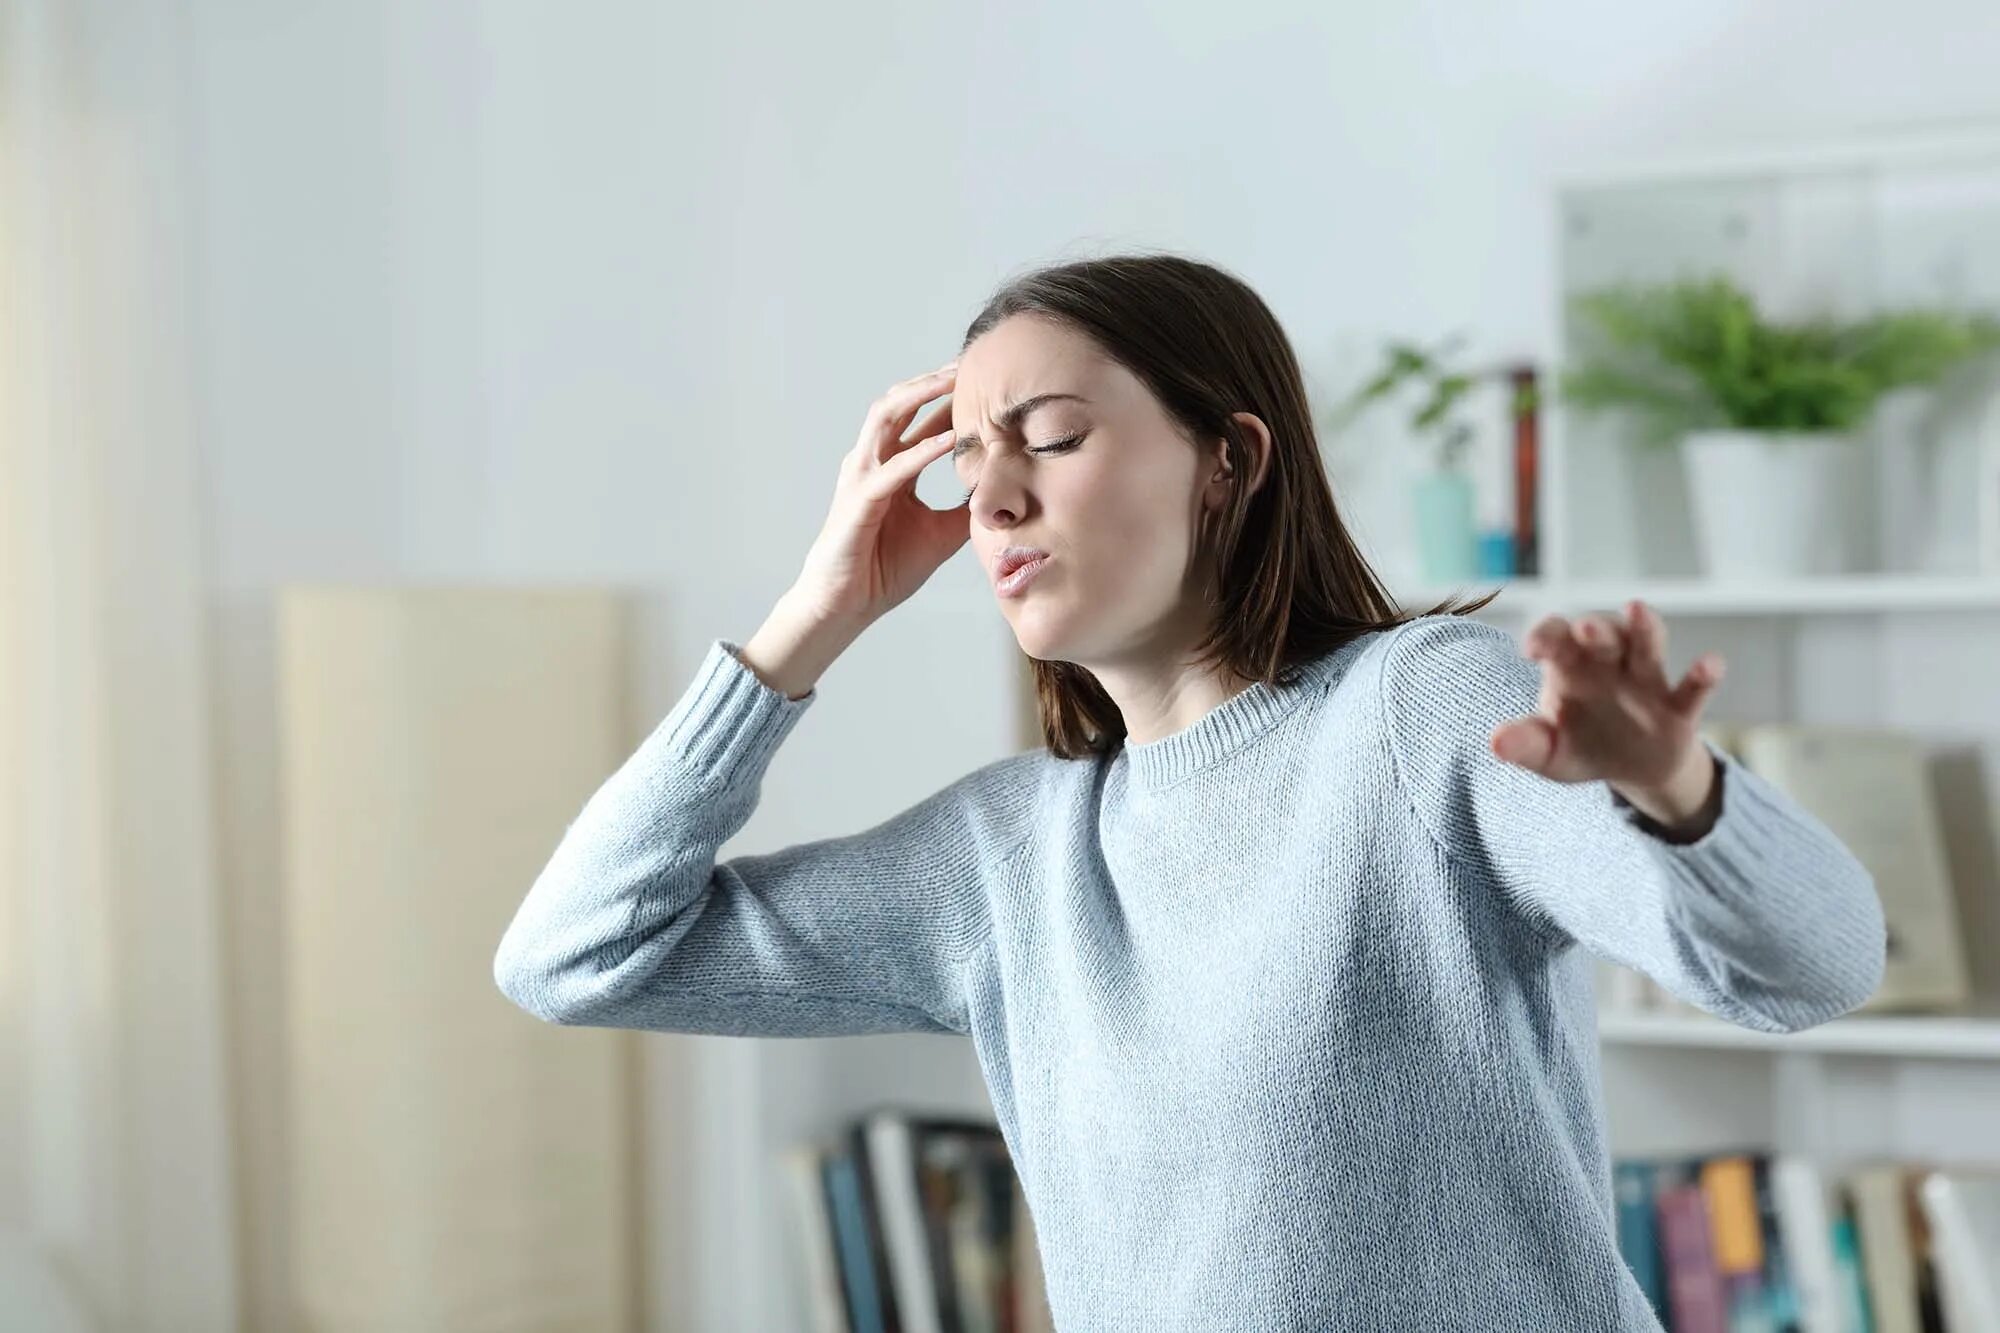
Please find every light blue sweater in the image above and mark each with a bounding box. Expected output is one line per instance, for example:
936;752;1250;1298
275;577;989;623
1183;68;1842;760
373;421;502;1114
493;612;1885;1332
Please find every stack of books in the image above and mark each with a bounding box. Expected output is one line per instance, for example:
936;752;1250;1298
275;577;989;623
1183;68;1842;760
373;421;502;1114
776;1107;1056;1333
1614;1150;2000;1332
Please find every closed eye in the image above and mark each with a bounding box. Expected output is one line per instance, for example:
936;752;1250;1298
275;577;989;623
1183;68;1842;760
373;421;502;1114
959;434;1082;500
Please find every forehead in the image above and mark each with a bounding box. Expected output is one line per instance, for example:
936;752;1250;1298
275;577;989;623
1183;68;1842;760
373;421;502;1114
954;315;1116;418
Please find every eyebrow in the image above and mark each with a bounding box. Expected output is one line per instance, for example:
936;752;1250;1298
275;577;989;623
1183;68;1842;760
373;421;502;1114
951;393;1090;451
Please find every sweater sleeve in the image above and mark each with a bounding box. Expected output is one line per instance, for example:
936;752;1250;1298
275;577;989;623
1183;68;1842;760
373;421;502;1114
1377;614;1887;1034
493;637;1033;1038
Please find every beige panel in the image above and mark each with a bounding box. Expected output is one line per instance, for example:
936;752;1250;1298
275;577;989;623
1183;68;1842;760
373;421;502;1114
277;586;639;1332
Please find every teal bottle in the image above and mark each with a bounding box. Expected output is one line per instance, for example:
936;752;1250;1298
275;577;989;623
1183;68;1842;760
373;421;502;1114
1412;471;1478;582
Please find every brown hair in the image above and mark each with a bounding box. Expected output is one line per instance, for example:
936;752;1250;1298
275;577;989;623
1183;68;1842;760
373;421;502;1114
959;251;1499;760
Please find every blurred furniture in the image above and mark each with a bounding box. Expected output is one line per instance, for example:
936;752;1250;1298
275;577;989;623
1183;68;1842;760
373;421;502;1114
277;586;640;1331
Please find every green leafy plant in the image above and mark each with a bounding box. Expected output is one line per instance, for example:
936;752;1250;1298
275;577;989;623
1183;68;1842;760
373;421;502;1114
1324;333;1540;473
1562;275;2000;441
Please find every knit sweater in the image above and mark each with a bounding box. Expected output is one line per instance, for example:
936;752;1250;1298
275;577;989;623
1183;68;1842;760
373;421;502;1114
492;612;1886;1333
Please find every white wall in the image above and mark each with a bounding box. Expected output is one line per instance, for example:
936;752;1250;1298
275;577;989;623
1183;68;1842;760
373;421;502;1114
180;2;2000;1328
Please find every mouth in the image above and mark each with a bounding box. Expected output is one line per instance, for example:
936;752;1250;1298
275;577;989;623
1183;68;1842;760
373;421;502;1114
993;548;1052;596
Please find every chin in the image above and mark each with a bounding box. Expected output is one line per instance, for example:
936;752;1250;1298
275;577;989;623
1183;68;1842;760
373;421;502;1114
1001;604;1069;662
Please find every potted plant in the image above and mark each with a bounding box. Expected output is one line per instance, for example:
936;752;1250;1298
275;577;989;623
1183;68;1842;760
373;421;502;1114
1561;275;2000;579
1325;334;1537;582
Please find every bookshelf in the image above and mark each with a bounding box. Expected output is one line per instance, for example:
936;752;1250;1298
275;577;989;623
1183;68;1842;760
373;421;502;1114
1398;573;2000;618
1595;1010;2000;1061
1454;123;2000;1172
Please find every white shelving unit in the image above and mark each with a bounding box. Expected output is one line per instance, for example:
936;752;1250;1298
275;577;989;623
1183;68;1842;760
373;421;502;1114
1401;572;2000;618
1412;125;2000;1169
1594;1010;2000;1061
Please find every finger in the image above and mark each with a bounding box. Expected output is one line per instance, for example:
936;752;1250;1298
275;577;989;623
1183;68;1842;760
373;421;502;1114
866;364;959;463
1524;613;1620;699
1572;610;1626;665
896;398;956;452
871;426;958;496
857;362;956;460
1522;615;1583;672
1666;652;1726;715
1491;715;1559;774
1626;599;1669;691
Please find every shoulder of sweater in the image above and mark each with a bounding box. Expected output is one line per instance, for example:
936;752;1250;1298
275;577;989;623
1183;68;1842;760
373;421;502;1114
1337;613;1528;725
1369;612;1518;682
923;744;1070;831
911;743;1107;874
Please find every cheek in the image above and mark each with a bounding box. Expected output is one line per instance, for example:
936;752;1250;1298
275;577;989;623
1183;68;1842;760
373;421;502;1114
1059;459;1195;577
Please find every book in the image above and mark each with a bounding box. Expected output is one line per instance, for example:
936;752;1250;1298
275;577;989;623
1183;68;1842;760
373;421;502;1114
912;1118;1015;1333
855;1109;1045;1333
778;1142;855;1333
1771;1155;1844;1333
863;1111;948;1333
1849;1165;1923;1333
1659;1167;1732;1333
1700;1155;1774;1330
787;1109;1060;1333
1899;1168;1949;1332
1703;1156;1765;1278
936;1120;1016;1328
1615;1159;1669;1322
1830;1210;1878;1333
1728;725;1969;1013
1917;1170;2000;1333
1614;1150;1965;1333
827;1143;899;1333
1749;1155;1800;1331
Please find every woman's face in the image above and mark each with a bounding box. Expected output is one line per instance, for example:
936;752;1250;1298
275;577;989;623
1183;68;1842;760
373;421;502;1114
951;314;1226;667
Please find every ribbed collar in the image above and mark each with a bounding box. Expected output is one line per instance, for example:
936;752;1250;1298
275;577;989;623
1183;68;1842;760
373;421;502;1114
1117;637;1371;793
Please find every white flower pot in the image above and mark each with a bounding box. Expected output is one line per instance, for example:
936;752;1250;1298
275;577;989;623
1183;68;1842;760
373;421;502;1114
1679;429;1864;579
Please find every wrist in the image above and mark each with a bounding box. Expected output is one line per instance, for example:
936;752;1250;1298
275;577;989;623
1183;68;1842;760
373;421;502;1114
775;585;867;637
739;595;865;700
1613;742;1721;840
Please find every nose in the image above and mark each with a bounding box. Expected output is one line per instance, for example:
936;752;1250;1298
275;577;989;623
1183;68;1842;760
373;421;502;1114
968;454;1031;528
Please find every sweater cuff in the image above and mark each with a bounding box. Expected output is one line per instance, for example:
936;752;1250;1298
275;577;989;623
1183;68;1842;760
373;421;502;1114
653;637;818;788
1605;737;1733;847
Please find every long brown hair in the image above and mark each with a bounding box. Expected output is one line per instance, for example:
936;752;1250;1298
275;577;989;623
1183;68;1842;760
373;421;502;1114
960;251;1499;759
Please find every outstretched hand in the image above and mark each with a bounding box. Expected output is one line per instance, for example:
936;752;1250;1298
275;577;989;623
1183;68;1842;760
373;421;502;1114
1491;600;1725;834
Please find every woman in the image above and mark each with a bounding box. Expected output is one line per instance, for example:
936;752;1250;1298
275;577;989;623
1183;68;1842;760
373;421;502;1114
494;253;1885;1332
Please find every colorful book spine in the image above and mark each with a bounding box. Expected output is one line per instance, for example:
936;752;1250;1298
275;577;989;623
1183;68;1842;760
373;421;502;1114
1509;364;1540;578
827;1149;893;1333
1700;1156;1774;1333
1659;1176;1731;1333
1830;1213;1877;1333
1615;1160;1668;1323
1772;1156;1842;1333
1749;1156;1800;1332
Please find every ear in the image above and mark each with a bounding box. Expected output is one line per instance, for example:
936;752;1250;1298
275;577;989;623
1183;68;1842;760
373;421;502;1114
1217;411;1274;497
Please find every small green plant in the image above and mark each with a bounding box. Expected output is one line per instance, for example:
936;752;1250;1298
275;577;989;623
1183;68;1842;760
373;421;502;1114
1324;333;1539;473
1562;274;2000;441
